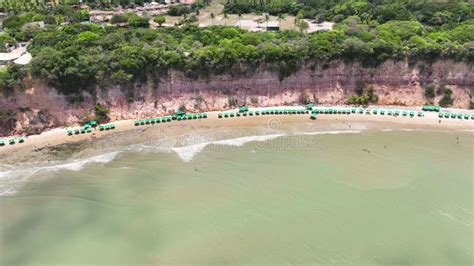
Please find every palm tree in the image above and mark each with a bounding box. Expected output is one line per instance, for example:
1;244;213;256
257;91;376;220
210;12;215;25
264;14;270;30
238;12;243;29
223;12;228;26
277;13;286;26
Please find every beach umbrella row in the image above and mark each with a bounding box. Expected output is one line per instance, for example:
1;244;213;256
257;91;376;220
134;113;208;126
313;108;424;118
67;122;96;135
218;109;308;118
438;112;474;120
0;137;24;146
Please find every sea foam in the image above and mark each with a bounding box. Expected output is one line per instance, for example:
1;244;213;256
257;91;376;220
0;151;121;196
171;134;285;162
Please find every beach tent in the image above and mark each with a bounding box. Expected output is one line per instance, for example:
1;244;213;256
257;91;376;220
239;106;249;112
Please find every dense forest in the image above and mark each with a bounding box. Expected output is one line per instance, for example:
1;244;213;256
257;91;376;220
0;0;473;99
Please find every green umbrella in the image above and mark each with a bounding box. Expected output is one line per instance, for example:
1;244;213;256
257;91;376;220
67;130;73;135
134;120;140;126
0;139;4;146
249;111;254;116
464;114;469;119
306;103;314;110
75;129;80;134
402;111;407;116
457;114;463;119
438;113;444;118
310;114;317;120
444;113;450;118
255;111;260;115
17;137;24;143
203;113;208;118
451;113;456;118
380;110;386;115
8;138;15;145
230;113;235;117
409;112;415;117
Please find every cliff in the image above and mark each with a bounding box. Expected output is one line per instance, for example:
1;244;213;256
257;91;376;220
1;59;473;135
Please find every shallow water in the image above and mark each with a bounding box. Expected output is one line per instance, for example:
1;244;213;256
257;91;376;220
1;127;473;265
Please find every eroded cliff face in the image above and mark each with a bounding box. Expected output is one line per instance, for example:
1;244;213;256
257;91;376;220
1;59;473;135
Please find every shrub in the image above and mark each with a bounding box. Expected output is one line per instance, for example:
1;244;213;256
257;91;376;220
438;88;454;107
424;84;435;99
94;103;109;122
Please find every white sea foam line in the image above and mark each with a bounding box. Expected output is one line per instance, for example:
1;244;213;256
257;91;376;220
299;130;361;136
0;151;121;196
171;134;285;162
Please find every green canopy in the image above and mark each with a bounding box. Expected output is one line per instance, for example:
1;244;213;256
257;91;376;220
67;130;73;135
8;138;15;145
0;139;4;146
17;137;24;143
239;106;249;112
464;114;469;119
176;110;186;117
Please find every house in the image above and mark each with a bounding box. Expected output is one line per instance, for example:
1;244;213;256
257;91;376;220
0;45;32;66
235;19;280;32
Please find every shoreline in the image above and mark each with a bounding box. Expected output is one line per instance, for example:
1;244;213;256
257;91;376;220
1;105;473;162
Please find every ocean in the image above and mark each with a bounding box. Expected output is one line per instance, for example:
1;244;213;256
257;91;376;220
1;123;473;265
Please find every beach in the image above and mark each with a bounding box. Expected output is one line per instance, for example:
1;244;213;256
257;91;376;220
0;105;473;164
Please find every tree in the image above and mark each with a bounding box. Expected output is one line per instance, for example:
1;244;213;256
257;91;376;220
153;15;166;27
264;14;270;29
210;12;215;25
238;12;242;29
298;20;309;33
223;12;228;26
110;14;128;24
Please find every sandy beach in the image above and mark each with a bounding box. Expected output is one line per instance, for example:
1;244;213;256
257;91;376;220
1;105;473;164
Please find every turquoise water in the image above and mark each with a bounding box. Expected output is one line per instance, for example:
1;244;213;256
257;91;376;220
1;129;473;265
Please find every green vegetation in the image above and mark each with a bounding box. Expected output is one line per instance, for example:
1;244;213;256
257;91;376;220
438;88;454;107
424;84;436;100
0;1;473;99
347;84;377;106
